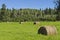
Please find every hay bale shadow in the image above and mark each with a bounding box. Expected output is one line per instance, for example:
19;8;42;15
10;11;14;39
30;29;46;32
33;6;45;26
38;26;47;35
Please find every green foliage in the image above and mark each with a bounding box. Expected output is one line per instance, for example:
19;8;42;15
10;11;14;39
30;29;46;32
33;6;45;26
0;4;60;22
55;0;60;20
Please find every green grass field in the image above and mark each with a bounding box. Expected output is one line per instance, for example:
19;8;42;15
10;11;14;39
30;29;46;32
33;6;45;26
0;22;60;40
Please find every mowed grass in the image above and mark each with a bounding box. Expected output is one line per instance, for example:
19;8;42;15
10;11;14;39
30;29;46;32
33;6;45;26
0;22;60;40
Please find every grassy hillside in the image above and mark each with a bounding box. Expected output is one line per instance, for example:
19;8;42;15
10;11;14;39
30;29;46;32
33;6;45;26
0;22;60;40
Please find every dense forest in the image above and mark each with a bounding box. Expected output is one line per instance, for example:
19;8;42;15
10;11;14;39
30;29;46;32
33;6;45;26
0;0;60;22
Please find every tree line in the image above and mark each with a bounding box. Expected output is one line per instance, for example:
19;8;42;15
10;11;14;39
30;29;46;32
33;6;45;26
0;0;60;22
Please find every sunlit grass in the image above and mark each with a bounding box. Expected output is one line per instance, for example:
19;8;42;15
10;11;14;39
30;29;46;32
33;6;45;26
0;21;60;40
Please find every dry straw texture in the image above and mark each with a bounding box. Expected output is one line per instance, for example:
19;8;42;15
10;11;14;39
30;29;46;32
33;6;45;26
38;26;57;35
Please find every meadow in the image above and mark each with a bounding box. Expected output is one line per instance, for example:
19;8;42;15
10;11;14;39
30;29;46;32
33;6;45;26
0;21;60;40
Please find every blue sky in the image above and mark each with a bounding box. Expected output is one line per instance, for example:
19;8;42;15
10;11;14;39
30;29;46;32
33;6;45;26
0;0;55;9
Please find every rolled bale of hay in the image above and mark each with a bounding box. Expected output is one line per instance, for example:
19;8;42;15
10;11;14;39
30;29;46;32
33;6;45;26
38;26;57;35
33;21;40;25
34;22;36;24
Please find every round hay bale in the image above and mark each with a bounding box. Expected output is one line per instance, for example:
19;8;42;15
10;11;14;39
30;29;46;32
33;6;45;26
34;22;36;24
38;26;57;35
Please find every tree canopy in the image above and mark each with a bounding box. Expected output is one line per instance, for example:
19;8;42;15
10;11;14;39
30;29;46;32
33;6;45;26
0;3;60;22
